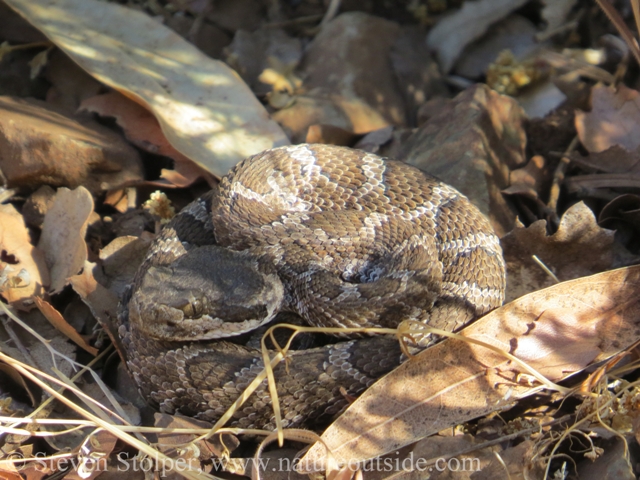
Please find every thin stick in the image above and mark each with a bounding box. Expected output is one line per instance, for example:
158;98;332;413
532;255;560;283
320;0;341;25
596;0;640;66
548;136;579;225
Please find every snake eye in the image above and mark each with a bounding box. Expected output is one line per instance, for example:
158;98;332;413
174;295;206;318
191;298;203;317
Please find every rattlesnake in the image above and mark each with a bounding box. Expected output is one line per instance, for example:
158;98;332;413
117;144;506;430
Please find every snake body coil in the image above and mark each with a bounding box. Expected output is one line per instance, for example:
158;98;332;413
118;144;506;430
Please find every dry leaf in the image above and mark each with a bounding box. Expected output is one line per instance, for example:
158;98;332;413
576;84;640;153
501;202;615;302
565;146;640;193
426;0;529;73
299;265;640;472
504;155;548;201
38;186;93;293
0;96;143;193
69;262;121;359
0;204;49;306
5;0;289;178
569;145;640;174
542;0;577;33
305;124;359;146
33;296;98;356
0;308;76;379
566;173;640;191
79;92;213;188
272;12;404;143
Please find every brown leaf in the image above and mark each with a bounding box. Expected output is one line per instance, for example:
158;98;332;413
501;201;615;302
44;429;118;480
576;84;640;153
504;154;548;201
575;436;635;480
33;296;97;355
299;265;640;472
305;124;359;146
568;145;640;174
79;92;214;188
272;12;404;143
0;204;49;307
38;187;93;293
0;309;76;380
0;96;143;193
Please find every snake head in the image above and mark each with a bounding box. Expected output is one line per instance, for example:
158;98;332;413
128;245;284;341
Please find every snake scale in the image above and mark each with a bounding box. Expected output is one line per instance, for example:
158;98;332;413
117;144;506;430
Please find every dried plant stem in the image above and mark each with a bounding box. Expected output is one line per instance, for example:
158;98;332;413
0;302;77;371
548;136;579;224
596;0;640;67
532;255;560;283
320;0;341;25
0;351;209;480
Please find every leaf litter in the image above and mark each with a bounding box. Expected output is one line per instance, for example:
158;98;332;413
2;0;640;479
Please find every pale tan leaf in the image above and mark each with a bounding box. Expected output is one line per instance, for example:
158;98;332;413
4;0;289;178
38;186;93;293
299;266;640;472
0;204;49;307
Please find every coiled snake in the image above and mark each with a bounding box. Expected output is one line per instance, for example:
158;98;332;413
117;144;506;430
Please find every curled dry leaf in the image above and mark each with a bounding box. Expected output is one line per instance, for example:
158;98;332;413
501;201;616;302
299;265;640;472
504;154;548;201
4;0;289;178
38;187;93;293
576;84;640;153
0;204;49;307
33;296;98;356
